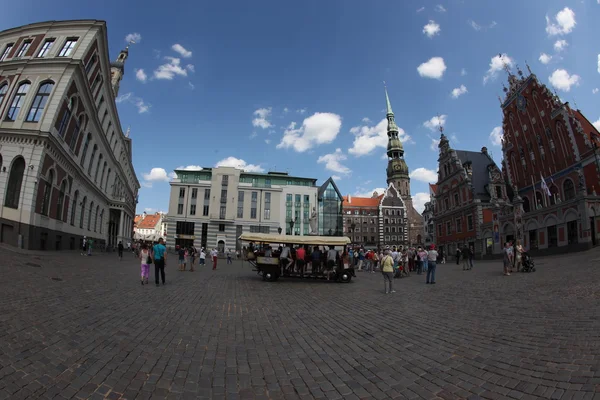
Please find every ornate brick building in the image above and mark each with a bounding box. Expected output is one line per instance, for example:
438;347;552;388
0;20;139;250
495;64;600;254
342;192;382;247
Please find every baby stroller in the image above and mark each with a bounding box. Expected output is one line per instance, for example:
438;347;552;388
520;252;536;272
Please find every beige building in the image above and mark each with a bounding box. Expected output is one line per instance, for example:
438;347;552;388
0;20;139;250
166;167;318;252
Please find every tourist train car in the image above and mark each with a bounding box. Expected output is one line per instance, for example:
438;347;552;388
238;232;353;283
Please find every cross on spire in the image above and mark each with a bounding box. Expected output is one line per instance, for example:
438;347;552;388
437;113;444;134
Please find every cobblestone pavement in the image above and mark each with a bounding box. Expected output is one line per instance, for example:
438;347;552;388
1;248;600;400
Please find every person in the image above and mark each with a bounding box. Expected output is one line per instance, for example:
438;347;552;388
81;236;88;256
296;245;306;276
178;247;186;271
211;248;218;270
280;244;292;273
326;245;337;281
456;247;461;265
515;240;524;272
426;244;439;284
469;245;474;270
190;247;196;272
416;247;427;275
503;242;513;276
118;241;124;261
199;248;206;265
139;243;151;285
462;245;470;271
380;249;395;294
152;238;167;286
311;246;322;275
227;249;233;264
87;238;93;256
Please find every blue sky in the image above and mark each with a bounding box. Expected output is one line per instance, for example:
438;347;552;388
3;0;599;213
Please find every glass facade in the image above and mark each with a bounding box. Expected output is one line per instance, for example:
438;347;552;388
319;182;343;236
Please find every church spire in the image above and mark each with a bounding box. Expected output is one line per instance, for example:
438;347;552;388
110;40;135;98
384;82;393;116
384;85;410;196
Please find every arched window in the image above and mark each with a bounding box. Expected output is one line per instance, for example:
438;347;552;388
80;133;91;166
88;201;94;230
0;84;8;107
41;170;54;216
99;209;104;234
522;196;530;213
58;97;75;137
106;121;112;136
563;179;575;201
94;205;99;232
26;81;54;122
87;144;97;175
94;154;103;182
56;180;67;221
70;190;78;226
6;81;31;121
105;169;111;192
101;110;108;126
69;115;83;151
80;196;87;228
100;161;107;188
4;157;25;208
535;191;543;208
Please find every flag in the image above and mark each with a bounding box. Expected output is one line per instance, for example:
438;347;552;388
540;173;551;197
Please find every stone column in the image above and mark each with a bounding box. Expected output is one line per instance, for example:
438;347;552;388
118;209;124;241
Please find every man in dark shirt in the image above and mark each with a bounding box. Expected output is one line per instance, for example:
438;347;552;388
118;241;124;261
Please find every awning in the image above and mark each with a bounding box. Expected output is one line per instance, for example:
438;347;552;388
238;232;351;246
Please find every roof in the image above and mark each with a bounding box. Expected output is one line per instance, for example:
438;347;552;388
342;195;383;207
454;150;497;201
238;233;350;246
429;184;438;195
573;110;600;147
134;215;143;225
318;177;343;200
137;214;161;229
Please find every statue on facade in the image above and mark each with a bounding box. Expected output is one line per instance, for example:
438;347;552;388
309;207;318;235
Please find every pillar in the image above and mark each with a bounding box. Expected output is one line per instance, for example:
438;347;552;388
118;209;124;240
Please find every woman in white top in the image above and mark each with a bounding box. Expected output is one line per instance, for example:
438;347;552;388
139;244;152;285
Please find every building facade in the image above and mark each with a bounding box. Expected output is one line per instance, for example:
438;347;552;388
0;20;139;250
422;184;437;245
166;167;318;252
495;65;600;255
317;177;344;236
133;211;165;242
379;182;408;247
342;192;382;247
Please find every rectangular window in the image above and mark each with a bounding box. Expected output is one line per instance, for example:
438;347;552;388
251;191;257;219
190;204;196;215
454;193;459;207
85;54;96;73
222;175;228;186
220;189;227;203
37;39;54;57
175;221;195;235
177;204;183;214
204;189;210;200
16;40;31;58
0;44;13;61
179;188;185;198
446;221;451;235
219;205;226;219
444;198;449;211
191;188;198;199
203;205;209;216
58;38;78;57
237;191;244;218
456;218;462;233
467;215;474;231
264;192;271;220
286;194;292;203
304;195;310;203
265;178;271;187
219;224;225;232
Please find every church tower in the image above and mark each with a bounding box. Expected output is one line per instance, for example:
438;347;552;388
110;46;129;98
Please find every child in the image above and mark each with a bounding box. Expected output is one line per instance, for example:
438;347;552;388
139;244;151;285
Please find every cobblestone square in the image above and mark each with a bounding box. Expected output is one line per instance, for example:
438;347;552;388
1;247;600;399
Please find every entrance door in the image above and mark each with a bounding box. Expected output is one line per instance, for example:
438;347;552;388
218;240;225;253
1;224;15;246
591;218;597;246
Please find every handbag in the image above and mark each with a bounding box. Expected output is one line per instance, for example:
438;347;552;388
145;251;153;264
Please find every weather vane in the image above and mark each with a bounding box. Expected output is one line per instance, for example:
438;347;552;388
437;113;444;134
126;39;136;50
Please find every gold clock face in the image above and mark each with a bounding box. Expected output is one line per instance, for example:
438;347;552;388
394;165;401;171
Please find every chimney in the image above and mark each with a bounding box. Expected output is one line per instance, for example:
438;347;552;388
347;195;351;204
481;146;488;155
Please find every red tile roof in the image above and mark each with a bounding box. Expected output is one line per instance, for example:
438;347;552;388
342;195;383;207
138;214;161;229
429;184;438;195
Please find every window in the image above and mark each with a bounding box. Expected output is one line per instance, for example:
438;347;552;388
219;205;226;219
6;82;30;121
437;224;442;237
453;193;459;207
304;195;310;203
16;40;31;58
295;194;301;206
203;205;209;216
80;133;91;165
218;224;225;232
99;210;104;234
58;38;77;57
455;218;462;233
190;204;196;215
237;191;244;218
56;180;67;221
94;205;99;232
70;191;78;225
204;189;210;199
220;189;227;203
37;39;54;57
467;215;474;231
85;54;97;73
104;169;111;192
58;98;74;138
444;198;449;211
97;96;104;114
87;145;97;175
79;197;86;228
5;157;25;208
91;75;101;93
495;186;502;199
286;194;292;204
87;201;94;230
264;192;271;220
41;170;53;216
446;221;451;235
0;84;8;107
101;111;108;127
176;221;195;236
0;44;13;61
251;191;257;219
26;82;54;122
222;175;228;186
563;179;575;201
99;162;107;188
177;204;183;214
179;188;185;198
191;188;198;199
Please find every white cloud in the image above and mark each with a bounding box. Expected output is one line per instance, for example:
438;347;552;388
361;117;371;123
135;68;147;83
348;118;410;157
353;187;387;198
409;168;437;183
215;157;264;172
489;126;503;146
417;57;446;79
115;92;151;114
451;85;467;99
332;175;342;181
423;20;441;38
461;68;467;76
417;6;425;12
469;20;482;31
546;7;576;36
450;133;459;144
296;108;307;114
277;112;342;152
549;69;580;92
252;107;272;129
125;33;142;43
554;39;568;52
265;139;271;144
423;114;447;131
593;119;600;131
188;82;195;90
434;4;446;12
283;107;289;113
484;53;513;84
175;165;203;171
413;192;431;213
171;44;192;58
539;53;552;64
593;88;599;94
153;57;194;80
317;148;351;175
143;168;171;182
430;137;440;151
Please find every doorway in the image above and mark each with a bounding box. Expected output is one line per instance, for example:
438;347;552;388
218;240;225;253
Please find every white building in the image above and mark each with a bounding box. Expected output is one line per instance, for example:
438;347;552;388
133;211;165;242
0;20;139;250
166;167;318;252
